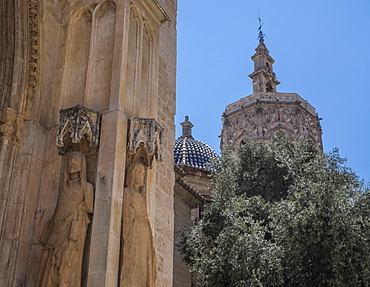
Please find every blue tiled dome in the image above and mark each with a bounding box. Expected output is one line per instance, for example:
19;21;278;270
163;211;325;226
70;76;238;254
174;116;219;170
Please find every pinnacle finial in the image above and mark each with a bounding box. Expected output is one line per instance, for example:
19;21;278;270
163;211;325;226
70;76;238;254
257;14;265;41
180;115;194;139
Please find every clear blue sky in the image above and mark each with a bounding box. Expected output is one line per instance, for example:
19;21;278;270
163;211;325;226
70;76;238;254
175;0;370;181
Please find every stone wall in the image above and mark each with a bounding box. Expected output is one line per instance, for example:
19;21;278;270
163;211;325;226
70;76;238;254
173;171;204;287
180;167;212;200
173;184;194;287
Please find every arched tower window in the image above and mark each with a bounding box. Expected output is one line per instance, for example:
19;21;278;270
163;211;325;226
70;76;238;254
266;62;270;72
266;82;273;92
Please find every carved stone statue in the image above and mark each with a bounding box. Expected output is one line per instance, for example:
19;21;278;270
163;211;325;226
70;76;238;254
0;108;24;145
37;151;94;287
120;161;157;286
0;108;16;139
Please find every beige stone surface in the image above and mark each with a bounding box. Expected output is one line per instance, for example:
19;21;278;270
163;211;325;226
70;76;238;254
87;109;126;286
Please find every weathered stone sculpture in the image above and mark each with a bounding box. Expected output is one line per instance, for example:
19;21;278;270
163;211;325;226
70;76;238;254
0;108;24;145
37;151;94;287
121;161;157;286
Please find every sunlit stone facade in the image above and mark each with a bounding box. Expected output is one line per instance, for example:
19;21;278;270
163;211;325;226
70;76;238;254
0;0;177;286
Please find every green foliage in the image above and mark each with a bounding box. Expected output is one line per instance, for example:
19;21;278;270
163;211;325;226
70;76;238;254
181;136;370;286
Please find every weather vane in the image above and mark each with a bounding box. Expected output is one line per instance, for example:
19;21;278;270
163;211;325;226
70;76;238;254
257;14;265;40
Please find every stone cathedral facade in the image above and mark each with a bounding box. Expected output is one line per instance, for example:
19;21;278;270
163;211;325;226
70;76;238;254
0;0;177;286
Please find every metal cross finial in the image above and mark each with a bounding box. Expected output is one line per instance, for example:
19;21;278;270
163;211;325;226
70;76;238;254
257;14;265;41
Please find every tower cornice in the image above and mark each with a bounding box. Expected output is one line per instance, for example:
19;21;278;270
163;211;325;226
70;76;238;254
248;70;280;86
251;53;275;64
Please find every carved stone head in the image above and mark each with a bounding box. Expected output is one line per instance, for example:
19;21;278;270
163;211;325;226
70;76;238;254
126;161;146;194
65;151;87;184
68;152;83;174
2;108;17;124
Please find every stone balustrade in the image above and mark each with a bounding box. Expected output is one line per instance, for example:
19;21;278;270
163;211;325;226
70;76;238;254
224;92;317;116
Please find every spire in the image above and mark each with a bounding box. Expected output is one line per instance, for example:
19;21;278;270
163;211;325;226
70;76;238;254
249;19;280;94
179;116;194;139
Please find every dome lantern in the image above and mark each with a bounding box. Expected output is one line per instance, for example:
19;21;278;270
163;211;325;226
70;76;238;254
179;115;194;140
174;116;219;171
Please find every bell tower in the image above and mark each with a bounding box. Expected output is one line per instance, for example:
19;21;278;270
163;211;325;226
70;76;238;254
249;38;280;93
221;24;323;151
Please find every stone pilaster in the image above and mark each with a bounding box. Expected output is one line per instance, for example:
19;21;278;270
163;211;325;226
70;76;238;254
87;110;127;286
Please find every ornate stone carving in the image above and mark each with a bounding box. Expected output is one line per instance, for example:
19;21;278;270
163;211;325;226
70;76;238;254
128;118;163;166
221;99;323;150
120;160;157;286
0;108;24;145
37;151;94;287
56;105;101;154
25;0;40;118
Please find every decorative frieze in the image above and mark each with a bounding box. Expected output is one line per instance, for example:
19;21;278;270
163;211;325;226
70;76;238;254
128;117;163;166
224;93;317;116
25;0;40;118
56;105;101;154
0;108;24;146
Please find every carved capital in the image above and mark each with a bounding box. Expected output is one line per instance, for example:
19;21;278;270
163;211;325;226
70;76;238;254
56;105;101;154
128;118;163;166
0;108;24;146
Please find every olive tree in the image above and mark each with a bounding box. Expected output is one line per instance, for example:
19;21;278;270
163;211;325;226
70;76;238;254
181;137;370;287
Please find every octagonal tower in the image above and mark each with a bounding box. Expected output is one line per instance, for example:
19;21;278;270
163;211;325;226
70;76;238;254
221;38;323;151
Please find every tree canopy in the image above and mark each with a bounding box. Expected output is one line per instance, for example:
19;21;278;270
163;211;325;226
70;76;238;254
181;137;370;287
